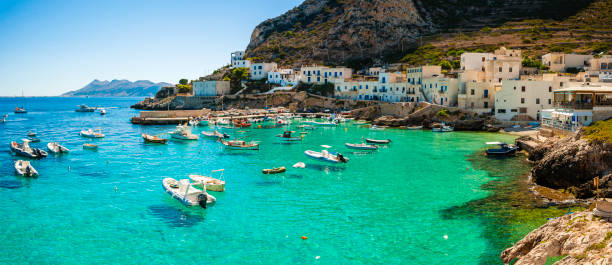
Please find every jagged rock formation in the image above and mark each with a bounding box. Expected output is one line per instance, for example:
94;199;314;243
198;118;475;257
62;79;172;97
529;135;612;199
500;211;612;265
245;0;594;67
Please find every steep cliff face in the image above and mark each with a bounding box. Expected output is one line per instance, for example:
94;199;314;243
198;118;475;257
245;0;595;67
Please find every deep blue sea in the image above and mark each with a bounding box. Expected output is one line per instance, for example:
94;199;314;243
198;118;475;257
0;97;560;264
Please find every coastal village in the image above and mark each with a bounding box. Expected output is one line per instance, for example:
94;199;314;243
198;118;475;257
152;47;612;135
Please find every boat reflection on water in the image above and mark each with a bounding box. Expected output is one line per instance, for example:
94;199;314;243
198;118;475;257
147;205;205;228
305;163;347;172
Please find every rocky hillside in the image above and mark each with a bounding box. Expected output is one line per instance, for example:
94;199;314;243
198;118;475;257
501;211;612;264
62;79;173;97
529;120;612;199
245;0;601;68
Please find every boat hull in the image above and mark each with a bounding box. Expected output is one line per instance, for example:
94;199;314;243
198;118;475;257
345;143;378;150
365;138;391;144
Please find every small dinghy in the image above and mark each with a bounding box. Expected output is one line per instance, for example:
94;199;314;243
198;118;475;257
75;104;95;112
365;138;391;144
262;166;286;174
83;143;98;150
80;128;105;138
432;124;453;132
310;121;337;126
221;139;259;150
370;125;386;130
304;150;348;163
163;178;216;208
169;125;199;140
485;142;519;156
47;142;69;153
11;140;47;158
189;169;225;192
100;109;106;115
299;125;315;130
293;162;306;168
142;133;167;144
406;125;423;130
14;107;27;114
27;131;37;137
27;136;40;143
345;143;378;150
14;160;38;177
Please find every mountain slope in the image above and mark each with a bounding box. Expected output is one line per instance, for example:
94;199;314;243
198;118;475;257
244;0;601;68
62;80;173;97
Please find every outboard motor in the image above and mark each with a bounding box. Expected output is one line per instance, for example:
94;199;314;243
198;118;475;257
337;153;347;163
198;193;208;208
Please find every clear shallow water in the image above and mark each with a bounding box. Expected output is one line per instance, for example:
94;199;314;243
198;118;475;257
0;97;534;264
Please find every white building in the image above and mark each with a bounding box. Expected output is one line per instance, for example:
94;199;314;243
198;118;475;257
193;81;231;97
299;66;352;84
585;55;612;82
542;53;593;72
461;52;493;71
368;67;383;76
335;72;408;103
495;80;555;121
267;69;298;86
542;85;612;131
250;62;278;80
461;47;521;84
230;51;251;69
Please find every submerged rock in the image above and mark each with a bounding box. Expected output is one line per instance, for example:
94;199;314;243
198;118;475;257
500;211;612;265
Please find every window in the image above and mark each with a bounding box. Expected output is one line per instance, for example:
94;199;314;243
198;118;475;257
549;86;552;92
471;102;474;108
471;89;475;95
499;67;502;72
365;85;368;90
498;109;506;113
548;99;552;104
510;109;517;112
317;77;320;82
536;98;540;104
509;67;512;72
484;102;488;108
521;98;525;104
482;57;485;62
499;78;502;82
519;108;527;114
484;89;489;98
560;82;564;87
521;86;525;92
513;86;516;90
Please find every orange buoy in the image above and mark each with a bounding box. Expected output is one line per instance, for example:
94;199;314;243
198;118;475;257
301;236;308;240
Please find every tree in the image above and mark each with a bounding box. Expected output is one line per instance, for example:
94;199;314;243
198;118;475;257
179;79;188;85
439;60;452;70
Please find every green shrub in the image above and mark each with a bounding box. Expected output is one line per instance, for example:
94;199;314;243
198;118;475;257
437;109;449;117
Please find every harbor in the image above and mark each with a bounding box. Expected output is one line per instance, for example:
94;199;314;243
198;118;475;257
0;97;538;264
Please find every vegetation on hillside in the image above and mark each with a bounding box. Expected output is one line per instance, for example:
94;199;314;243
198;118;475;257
222;67;249;94
399;0;611;69
582;119;612;144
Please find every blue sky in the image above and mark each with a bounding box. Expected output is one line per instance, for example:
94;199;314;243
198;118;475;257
0;0;303;96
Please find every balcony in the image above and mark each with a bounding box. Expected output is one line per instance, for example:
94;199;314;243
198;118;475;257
554;102;593;110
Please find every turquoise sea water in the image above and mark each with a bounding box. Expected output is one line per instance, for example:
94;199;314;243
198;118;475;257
0;97;537;264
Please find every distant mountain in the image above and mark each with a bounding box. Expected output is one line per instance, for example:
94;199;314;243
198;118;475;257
62;79;173;97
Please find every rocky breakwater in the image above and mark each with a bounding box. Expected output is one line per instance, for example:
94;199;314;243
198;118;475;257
501;211;612;264
529;135;612;199
365;102;493;131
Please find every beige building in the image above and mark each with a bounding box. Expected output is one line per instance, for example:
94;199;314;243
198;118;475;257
495;80;555;121
406;65;441;103
542;53;593;72
422;76;460;107
458;81;497;114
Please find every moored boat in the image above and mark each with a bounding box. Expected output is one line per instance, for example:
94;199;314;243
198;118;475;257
370;125;386;130
75;105;95;112
10;140;47;158
27;131;37;137
163;178;216;208
262;166;286;174
142;133;167;144
83;143;98;150
169;125;199;140
365;138;391;144
14;107;27;114
221;139;259;150
345;143;378;150
304;150;348;163
485;142;519;156
432;124;453;132
27;136;40;143
80;128;105;138
47;142;70;153
100;109;106;115
14;160;38;177
406;125;423;130
201;130;229;139
310;121;337;126
189;169;225;192
276;131;302;142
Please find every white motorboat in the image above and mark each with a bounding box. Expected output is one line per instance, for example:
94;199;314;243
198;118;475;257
100;109;106;115
310;121;337;126
162;178;216;208
406;125;423;130
345;143;378;150
304;150;348;163
277;119;291;125
370;125;386;130
27;131;37;137
221;139;259;150
198;119;209;126
189;169;225;192
10;139;47;158
432;125;453;132
14;160;38;177
169;125;199;140
75;105;95;112
217;119;230;125
201;130;228;139
80;128;105;138
47;142;70;153
365;138;391;144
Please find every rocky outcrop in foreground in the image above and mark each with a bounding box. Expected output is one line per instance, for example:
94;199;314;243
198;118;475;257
529;135;612;198
501;211;612;265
